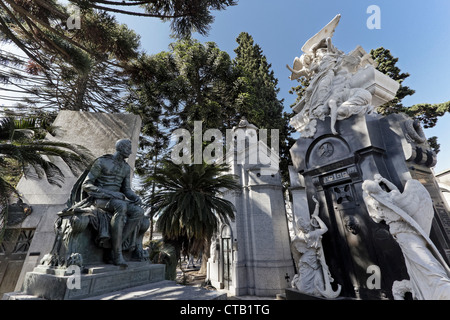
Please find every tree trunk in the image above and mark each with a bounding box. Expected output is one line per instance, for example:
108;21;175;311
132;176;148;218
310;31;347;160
74;73;89;110
149;154;158;241
198;237;210;275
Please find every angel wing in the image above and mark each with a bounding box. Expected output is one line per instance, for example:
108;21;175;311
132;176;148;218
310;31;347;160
301;14;341;54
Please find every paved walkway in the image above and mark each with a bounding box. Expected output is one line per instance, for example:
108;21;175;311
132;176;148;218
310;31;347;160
83;262;279;300
5;260;280;300
83;280;227;300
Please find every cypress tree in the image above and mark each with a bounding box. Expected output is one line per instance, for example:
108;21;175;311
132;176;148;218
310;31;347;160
233;32;295;186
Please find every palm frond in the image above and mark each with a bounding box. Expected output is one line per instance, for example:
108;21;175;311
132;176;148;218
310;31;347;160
0;117;16;140
1;140;93;187
149;159;239;253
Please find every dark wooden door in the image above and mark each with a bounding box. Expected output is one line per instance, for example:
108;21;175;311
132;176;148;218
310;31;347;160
222;237;232;290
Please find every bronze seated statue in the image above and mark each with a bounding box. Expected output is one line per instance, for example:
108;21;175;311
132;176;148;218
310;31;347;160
41;139;150;269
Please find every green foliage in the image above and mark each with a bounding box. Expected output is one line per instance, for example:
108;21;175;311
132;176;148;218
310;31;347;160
370;47;415;115
148;239;178;280
148;160;239;240
144;160;239;265
72;9;141;62
69;0;237;38
1;140;92;186
126;38;238;190
370;47;450;154
233;32;296;186
166;39;237;130
288;78;310;105
129;34;295;190
0;114;93;246
0;1;141;113
233;32;284;127
427;136;440;155
404;101;450;129
0;116;94;227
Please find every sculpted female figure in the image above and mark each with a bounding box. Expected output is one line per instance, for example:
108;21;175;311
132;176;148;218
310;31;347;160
362;174;450;300
291;196;341;298
288;37;343;137
327;54;374;135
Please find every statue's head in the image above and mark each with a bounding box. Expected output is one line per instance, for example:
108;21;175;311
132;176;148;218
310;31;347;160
340;55;360;73
115;139;132;158
296;217;311;233
300;53;312;66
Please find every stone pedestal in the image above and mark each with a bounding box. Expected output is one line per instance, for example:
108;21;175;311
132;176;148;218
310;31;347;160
4;262;164;300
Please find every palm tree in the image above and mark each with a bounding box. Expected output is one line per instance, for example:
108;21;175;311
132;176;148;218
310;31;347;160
144;159;240;276
0;116;93;242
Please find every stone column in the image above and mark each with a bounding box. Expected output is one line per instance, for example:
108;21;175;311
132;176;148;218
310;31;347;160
208;120;295;297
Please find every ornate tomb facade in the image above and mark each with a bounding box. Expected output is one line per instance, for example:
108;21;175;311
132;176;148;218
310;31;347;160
287;14;450;300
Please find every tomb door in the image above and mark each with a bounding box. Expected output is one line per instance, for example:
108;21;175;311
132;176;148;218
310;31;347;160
317;168;406;300
322;179;375;298
221;225;232;290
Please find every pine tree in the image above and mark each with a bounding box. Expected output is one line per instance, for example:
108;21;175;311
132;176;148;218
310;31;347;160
233;32;284;128
126;39;238;241
371;47;450;153
0;3;141;115
70;0;237;38
127;38;237;137
369;47;415;115
0;0;237;66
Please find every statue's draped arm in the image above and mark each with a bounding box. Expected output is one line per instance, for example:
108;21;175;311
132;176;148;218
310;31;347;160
368;187;450;277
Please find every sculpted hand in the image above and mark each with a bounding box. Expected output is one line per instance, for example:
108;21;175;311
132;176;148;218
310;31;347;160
107;191;126;200
374;174;383;182
311;196;320;218
312;195;319;204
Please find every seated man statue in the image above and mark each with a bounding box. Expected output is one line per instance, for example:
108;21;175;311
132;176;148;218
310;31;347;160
40;138;148;270
81;139;145;267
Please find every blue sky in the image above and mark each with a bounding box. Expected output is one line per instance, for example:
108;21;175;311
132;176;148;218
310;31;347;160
114;0;450;173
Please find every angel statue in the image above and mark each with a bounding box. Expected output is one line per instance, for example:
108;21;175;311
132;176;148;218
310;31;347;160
287;14;344;137
327;53;374;135
287;14;377;138
291;196;341;298
362;174;450;300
